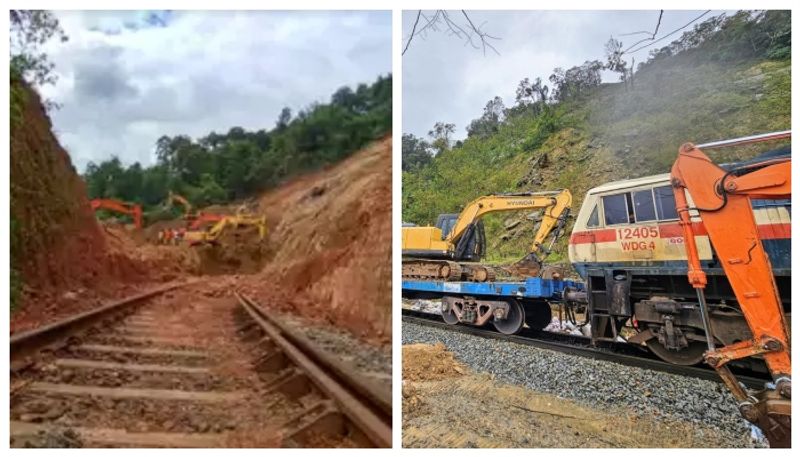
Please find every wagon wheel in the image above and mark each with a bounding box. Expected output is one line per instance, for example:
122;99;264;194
646;340;708;366
493;299;525;335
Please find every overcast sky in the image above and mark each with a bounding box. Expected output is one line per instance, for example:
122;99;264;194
402;10;729;141
37;10;391;172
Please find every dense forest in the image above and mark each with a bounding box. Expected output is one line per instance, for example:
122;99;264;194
402;10;790;263
84;74;392;216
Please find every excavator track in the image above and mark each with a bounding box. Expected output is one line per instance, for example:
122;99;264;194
402;260;501;282
402;260;462;281
461;264;497;282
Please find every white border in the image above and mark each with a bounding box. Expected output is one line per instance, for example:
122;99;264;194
3;1;798;454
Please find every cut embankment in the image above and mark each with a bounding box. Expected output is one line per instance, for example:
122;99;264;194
9;81;191;332
239;135;392;343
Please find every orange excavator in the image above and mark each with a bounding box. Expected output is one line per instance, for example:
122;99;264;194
90;198;143;229
188;212;225;230
670;130;791;447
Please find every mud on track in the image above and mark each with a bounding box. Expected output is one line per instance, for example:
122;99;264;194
10;284;375;448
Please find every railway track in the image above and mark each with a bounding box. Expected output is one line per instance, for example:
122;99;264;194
10;283;391;448
402;308;769;389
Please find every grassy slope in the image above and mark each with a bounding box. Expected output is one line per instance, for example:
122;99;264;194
402;57;790;265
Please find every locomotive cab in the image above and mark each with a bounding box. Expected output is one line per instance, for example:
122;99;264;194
569;171;791;366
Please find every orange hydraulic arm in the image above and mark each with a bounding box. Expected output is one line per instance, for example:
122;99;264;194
90;198;143;229
670;131;790;447
188;212;225;230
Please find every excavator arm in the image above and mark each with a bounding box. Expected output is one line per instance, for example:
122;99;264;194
670;131;791;447
90;198;143;229
165;191;193;218
446;190;572;274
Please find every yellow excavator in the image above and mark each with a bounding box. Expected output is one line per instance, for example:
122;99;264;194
402;189;572;282
184;213;267;246
164;191;194;219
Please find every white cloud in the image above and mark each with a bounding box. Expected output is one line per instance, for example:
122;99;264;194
402;10;729;141
38;10;391;172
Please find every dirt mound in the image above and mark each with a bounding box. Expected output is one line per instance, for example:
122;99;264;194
239;136;392;343
9;81;187;332
103;226;200;278
196;224;268;275
402;343;467;382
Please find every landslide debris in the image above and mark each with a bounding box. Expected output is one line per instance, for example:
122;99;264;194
239;135;392;343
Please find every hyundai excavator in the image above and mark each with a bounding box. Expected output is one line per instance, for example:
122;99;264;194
90;198;143;229
670;130;791;447
402;189;572;281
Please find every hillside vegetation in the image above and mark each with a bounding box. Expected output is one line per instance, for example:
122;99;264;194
402;11;790;264
83;75;392;221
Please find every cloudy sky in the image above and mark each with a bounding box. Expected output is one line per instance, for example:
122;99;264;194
37;10;391;172
402;10;729;140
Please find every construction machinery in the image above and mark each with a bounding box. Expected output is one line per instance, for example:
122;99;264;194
402;190;572;281
165;191;193;218
188;212;226;230
90;198;143;229
670;131;790;447
184;213;267;246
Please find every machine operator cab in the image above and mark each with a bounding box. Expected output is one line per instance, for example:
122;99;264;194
435;214;486;261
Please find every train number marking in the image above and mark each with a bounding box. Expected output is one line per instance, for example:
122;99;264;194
617;227;659;239
618;226;658;251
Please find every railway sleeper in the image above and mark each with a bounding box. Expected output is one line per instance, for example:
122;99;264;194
255;351;290;373
264;368;312;399
281;400;346;446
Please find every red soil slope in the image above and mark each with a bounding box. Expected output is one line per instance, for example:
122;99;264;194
239;136;392;343
9;82;187;332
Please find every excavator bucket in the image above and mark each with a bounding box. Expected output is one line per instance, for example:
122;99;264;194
505;253;565;279
506;253;543;277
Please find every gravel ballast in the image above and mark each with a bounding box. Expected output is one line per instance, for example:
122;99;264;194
402;320;766;448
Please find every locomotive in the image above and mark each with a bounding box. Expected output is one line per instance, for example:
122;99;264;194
568;147;791;365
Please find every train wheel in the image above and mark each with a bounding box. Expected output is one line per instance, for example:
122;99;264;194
523;301;552;330
646;340;707;366
493;299;525;335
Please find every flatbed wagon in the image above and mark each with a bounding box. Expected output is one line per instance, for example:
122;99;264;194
402;277;586;334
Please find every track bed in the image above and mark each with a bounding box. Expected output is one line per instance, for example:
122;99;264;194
11;284;390;448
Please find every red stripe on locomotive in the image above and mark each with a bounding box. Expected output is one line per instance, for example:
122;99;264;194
569;222;789;245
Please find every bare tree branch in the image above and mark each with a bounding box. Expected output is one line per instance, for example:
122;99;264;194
622;10;664;53
402;10;422;56
402;10;500;56
624;10;710;55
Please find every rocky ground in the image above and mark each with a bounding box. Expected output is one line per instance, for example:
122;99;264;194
402;322;765;448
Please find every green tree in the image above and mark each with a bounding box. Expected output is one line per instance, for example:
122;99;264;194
10;10;67;86
402;134;433;172
83;74;393;212
428;122;455;155
467;96;505;139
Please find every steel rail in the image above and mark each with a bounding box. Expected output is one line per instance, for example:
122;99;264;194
402;309;768;389
10;281;194;370
235;292;391;448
